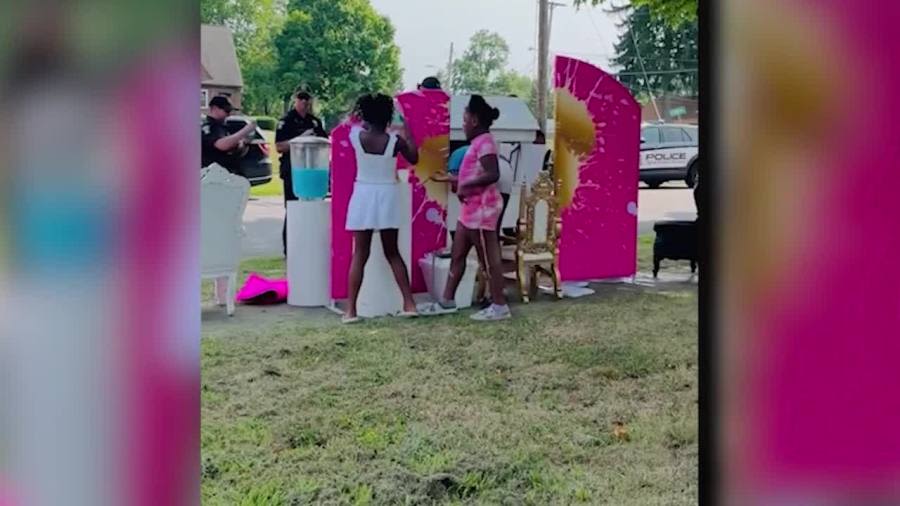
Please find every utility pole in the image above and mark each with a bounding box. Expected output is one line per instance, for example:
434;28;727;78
445;42;454;93
536;0;549;132
537;1;565;131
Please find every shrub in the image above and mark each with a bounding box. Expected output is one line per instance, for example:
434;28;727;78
255;116;277;131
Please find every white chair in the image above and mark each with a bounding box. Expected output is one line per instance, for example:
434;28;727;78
201;164;250;316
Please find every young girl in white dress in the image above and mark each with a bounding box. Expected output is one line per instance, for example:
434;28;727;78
343;94;419;323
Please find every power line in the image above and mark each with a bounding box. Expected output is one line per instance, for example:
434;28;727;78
616;68;698;76
615;57;699;63
626;10;660;120
586;9;611;48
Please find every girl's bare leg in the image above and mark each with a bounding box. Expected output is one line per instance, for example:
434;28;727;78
476;228;508;306
346;230;373;318
380;228;417;313
442;223;473;304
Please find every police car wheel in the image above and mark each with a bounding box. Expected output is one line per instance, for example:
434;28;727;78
685;163;698;189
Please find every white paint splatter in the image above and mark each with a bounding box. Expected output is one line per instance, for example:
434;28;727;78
426;207;443;226
627;201;638;216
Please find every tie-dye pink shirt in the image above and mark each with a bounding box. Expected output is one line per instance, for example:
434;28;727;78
458;132;503;231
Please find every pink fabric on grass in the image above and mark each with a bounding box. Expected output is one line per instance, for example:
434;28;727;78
235;273;287;304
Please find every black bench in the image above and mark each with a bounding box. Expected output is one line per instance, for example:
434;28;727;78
652;220;698;278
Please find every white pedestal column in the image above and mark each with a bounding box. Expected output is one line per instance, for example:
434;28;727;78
357;171;412;317
287;199;331;307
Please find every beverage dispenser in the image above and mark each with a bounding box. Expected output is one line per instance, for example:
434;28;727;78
289;136;331;200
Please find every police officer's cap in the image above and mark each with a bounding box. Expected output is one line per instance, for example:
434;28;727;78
209;95;233;113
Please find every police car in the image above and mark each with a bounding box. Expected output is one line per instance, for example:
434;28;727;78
640;122;699;189
224;116;273;186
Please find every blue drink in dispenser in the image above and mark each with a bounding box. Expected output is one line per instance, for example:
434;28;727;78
289;136;331;200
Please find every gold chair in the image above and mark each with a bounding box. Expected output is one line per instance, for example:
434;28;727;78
501;171;562;302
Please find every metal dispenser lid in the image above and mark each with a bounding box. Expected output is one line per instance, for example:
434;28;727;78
289;136;331;146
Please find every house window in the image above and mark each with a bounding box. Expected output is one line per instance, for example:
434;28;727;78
201;89;209;108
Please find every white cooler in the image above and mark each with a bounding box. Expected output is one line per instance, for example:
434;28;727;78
419;253;479;309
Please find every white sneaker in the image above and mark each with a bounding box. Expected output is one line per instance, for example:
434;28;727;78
417;301;458;316
470;304;511;322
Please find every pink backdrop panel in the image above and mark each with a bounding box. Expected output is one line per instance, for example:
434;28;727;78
395;90;450;292
553;55;640;281
730;1;900;496
330;120;358;300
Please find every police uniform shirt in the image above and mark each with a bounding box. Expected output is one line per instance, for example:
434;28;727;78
275;109;328;178
201;115;240;171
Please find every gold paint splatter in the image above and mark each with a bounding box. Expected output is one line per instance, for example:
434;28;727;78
553;89;597;209
413;134;450;208
553;138;580;209
724;0;846;301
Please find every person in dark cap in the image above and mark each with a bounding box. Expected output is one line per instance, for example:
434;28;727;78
275;90;328;256
201;95;256;173
418;76;442;90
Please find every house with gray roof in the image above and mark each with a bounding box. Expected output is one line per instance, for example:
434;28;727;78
201;24;243;112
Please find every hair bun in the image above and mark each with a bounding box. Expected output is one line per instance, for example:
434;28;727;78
491;107;500;121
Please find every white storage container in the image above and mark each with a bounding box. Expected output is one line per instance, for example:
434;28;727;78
419;253;479;309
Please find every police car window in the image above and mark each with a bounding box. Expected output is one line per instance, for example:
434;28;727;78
225;120;263;140
681;128;698;143
662;127;685;143
642;127;660;144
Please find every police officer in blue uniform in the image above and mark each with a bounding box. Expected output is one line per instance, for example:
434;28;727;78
275;91;328;255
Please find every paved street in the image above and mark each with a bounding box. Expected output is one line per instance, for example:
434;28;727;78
635;183;697;234
242;196;285;258
242;182;697;259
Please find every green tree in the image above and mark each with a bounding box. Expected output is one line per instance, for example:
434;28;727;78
201;0;288;115
450;30;511;94
274;0;402;127
572;0;696;26
446;30;535;111
493;70;534;99
201;0;259;51
612;5;698;97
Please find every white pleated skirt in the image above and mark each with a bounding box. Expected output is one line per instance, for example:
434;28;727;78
345;181;402;231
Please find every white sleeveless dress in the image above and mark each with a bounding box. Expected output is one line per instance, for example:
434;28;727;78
345;127;402;231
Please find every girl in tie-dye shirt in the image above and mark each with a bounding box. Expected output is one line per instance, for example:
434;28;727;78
424;95;511;321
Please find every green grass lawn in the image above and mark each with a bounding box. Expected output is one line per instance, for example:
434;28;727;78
201;237;697;505
251;129;285;198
